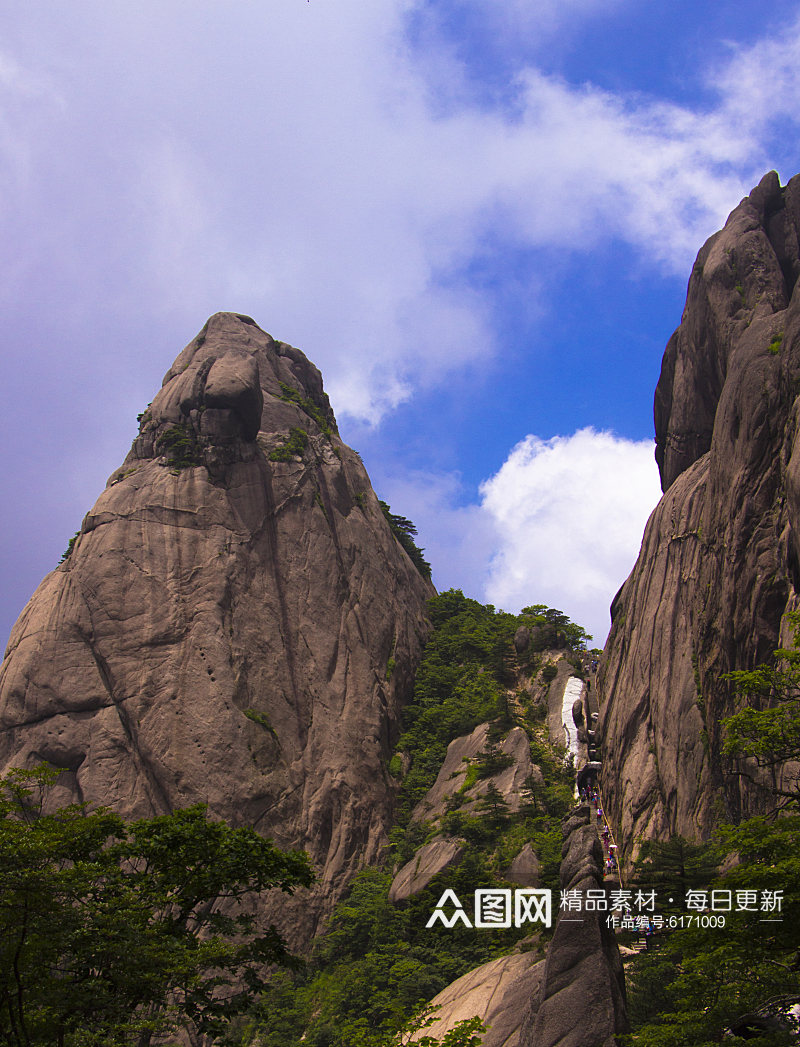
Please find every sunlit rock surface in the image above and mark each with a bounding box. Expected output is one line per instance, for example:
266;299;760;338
0;312;434;946
599;172;800;853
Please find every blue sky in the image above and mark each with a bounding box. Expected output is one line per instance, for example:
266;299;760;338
3;1;800;648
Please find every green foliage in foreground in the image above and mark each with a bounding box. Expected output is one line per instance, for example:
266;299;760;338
404;1014;486;1047
0;767;312;1047
233;861;503;1047
624;817;800;1046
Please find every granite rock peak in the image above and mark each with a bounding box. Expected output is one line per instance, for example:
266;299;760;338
0;312;435;944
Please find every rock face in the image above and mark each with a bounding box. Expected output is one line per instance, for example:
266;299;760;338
0;312;434;945
388;836;465;903
410;953;545;1047
412;723;540;826
598;172;800;855
506;842;540;887
519;806;628;1047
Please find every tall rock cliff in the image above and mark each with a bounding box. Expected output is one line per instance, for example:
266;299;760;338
0;312;434;943
598;172;800;855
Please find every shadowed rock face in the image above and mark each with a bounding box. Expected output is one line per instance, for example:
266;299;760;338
0;312;434;945
599;172;800;854
519;806;627;1047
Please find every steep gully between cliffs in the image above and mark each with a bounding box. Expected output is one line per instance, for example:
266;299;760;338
415;170;800;1045
5;170;800;1044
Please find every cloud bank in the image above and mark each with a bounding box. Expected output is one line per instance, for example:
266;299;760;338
2;4;800;423
479;428;662;644
378;428;662;645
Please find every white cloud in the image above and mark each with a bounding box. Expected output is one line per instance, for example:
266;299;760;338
410;0;631;66
3;4;800;423
374;428;662;646
479;428;662;644
712;22;800;134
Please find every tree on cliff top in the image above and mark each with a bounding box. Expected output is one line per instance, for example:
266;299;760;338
0;766;312;1047
378;500;432;580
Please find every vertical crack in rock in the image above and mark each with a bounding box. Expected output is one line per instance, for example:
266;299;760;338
0;312;435;949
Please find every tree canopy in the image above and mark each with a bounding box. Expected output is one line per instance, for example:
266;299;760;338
0;766;312;1047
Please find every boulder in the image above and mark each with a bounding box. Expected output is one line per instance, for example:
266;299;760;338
514;626;532;654
411;723;490;822
413;724;542;824
506;842;540;887
388;836;465;903
410;953;546;1047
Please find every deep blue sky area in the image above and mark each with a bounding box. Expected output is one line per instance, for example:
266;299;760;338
352;244;685;502
3;1;800;647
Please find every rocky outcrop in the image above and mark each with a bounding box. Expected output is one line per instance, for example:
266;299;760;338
388;836;465;903
410;953;545;1047
506;842;540;887
411;724;541;825
519;806;628;1047
0;312;434;946
598;172;800;855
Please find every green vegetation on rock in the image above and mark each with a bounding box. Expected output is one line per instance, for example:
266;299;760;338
59;531;80;564
278;382;333;439
269;427;309;462
243;708;278;737
155;422;203;471
378;500;432;580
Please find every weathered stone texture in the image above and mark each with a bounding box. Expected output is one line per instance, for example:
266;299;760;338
388;836;465;903
0;312;434;946
506;842;540;887
412;723;541;825
599;172;800;855
410;953;546;1047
